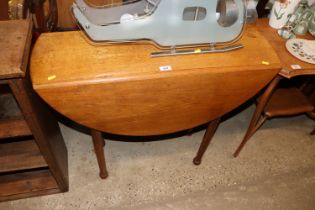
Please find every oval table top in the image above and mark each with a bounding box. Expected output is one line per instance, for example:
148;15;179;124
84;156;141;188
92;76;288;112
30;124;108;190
30;23;281;136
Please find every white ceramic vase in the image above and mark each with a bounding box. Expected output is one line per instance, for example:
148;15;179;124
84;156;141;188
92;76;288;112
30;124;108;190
269;0;301;29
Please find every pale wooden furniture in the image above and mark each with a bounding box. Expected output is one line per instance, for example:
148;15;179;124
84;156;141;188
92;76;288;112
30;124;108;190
0;19;68;201
30;23;281;178
234;19;315;157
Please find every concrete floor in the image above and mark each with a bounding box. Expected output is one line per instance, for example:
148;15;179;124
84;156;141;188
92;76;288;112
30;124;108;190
1;105;314;210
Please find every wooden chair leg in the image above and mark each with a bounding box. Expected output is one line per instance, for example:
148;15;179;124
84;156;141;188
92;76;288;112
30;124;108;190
91;129;108;179
193;117;221;165
233;76;281;157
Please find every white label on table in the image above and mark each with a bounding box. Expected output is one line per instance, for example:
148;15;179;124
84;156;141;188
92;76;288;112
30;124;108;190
159;65;172;71
291;65;302;70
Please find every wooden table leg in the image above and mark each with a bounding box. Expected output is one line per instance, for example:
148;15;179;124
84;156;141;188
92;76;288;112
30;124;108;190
193;117;221;165
233;75;281;157
91;129;108;179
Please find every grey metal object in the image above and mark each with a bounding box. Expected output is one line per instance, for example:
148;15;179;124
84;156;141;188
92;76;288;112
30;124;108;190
72;0;247;49
151;43;244;57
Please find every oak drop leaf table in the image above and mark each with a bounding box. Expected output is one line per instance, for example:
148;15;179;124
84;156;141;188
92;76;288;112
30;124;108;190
30;24;281;178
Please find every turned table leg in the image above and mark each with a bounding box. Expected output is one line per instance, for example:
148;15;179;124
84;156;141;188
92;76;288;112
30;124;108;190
91;129;108;179
233;76;281;157
193;117;221;165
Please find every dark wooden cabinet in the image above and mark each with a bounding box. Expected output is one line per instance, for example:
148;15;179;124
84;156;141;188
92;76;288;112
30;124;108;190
0;19;68;202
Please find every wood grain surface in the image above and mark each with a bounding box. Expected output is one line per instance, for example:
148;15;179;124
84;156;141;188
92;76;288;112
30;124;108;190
0;117;32;139
9;78;69;192
0;17;68;201
257;19;315;79
0;169;59;201
0;19;32;79
0;140;47;173
31;24;281;136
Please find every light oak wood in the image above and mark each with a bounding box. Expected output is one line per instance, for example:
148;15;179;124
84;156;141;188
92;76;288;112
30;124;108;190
256;19;315;78
264;88;314;117
31;24;281;136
